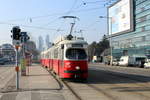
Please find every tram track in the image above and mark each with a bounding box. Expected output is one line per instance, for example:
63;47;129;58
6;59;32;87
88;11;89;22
91;68;150;99
90;66;150;87
62;80;119;100
45;66;150;100
51;74;116;100
101;69;150;88
62;81;82;100
86;84;117;100
62;69;150;100
45;67;83;100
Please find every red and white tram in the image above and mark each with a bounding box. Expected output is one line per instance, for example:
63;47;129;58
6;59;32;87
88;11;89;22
40;35;88;79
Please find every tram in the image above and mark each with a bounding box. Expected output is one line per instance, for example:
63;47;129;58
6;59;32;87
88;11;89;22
40;35;88;79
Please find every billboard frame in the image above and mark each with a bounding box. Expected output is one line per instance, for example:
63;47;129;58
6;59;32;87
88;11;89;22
107;0;134;37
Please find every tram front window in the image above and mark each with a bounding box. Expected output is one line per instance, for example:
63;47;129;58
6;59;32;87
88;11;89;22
66;49;87;60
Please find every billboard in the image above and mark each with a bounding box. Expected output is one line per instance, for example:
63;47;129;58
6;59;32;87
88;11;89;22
108;0;134;36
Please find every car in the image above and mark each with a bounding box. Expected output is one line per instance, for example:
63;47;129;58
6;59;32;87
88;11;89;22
0;58;5;65
144;59;150;68
112;59;119;66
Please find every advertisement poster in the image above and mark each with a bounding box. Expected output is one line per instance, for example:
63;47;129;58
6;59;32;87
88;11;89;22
108;0;133;35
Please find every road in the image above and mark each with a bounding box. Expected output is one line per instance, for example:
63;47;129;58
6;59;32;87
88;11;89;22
65;63;150;100
0;63;150;100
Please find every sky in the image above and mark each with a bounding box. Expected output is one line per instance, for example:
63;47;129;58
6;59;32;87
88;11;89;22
0;0;117;46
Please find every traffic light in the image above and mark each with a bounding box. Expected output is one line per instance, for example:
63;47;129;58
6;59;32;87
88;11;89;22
20;32;30;43
11;26;21;40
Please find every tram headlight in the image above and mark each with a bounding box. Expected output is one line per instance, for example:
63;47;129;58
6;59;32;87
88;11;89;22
75;66;80;70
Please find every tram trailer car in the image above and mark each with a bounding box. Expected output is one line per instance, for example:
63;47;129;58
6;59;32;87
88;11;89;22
40;35;88;79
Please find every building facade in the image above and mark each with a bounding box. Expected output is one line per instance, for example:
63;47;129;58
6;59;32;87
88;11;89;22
38;36;44;52
0;44;15;60
111;0;150;59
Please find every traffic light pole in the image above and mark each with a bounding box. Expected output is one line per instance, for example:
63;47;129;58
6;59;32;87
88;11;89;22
21;36;26;76
11;26;22;90
15;46;19;90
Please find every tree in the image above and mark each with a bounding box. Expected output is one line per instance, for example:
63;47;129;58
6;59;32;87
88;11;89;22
88;35;110;61
25;41;39;61
98;35;110;53
88;41;97;61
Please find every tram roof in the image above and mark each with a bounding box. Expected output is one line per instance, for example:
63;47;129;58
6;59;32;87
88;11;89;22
54;35;88;45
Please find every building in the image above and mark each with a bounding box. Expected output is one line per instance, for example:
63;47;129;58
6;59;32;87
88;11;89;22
0;44;15;60
25;41;39;61
45;34;50;49
108;0;150;60
38;36;44;52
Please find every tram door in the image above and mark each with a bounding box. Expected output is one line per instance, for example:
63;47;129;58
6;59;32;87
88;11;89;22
59;44;64;77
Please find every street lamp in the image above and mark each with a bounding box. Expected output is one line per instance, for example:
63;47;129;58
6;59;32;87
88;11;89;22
99;16;113;66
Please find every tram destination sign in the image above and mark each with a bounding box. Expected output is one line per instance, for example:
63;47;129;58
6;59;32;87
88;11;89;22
72;44;83;47
108;0;134;36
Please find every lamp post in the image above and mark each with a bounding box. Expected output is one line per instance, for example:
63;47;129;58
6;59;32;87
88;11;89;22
99;16;113;66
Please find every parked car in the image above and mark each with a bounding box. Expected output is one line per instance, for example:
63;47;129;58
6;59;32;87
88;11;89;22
119;55;146;67
0;58;5;65
144;59;150;68
112;59;119;66
118;56;129;66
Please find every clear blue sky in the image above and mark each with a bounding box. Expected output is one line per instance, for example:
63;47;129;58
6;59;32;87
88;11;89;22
0;0;117;46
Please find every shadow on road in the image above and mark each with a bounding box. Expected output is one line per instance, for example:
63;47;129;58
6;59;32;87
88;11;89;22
87;68;150;84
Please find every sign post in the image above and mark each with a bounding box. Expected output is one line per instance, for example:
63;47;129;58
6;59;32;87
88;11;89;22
11;26;21;90
15;45;20;90
20;32;30;76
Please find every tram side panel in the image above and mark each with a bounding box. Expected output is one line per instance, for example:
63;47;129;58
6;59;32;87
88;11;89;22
59;60;64;78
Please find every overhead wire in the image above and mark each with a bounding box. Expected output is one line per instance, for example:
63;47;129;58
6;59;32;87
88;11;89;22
3;0;114;22
52;19;66;41
3;0;108;23
42;17;60;27
0;21;64;31
69;6;106;13
0;0;114;32
5;12;66;22
66;0;79;15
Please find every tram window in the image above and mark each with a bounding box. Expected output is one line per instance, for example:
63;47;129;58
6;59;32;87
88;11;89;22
54;48;58;59
66;49;87;60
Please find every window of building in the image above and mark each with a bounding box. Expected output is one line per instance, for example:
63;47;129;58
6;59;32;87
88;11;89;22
141;7;145;12
145;35;150;41
140;15;147;22
141;26;145;32
142;36;146;41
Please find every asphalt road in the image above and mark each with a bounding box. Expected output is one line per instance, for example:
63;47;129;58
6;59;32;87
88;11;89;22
66;63;150;100
0;63;150;100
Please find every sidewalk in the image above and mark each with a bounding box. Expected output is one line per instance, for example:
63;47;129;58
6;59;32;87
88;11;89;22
20;64;60;91
0;64;66;100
